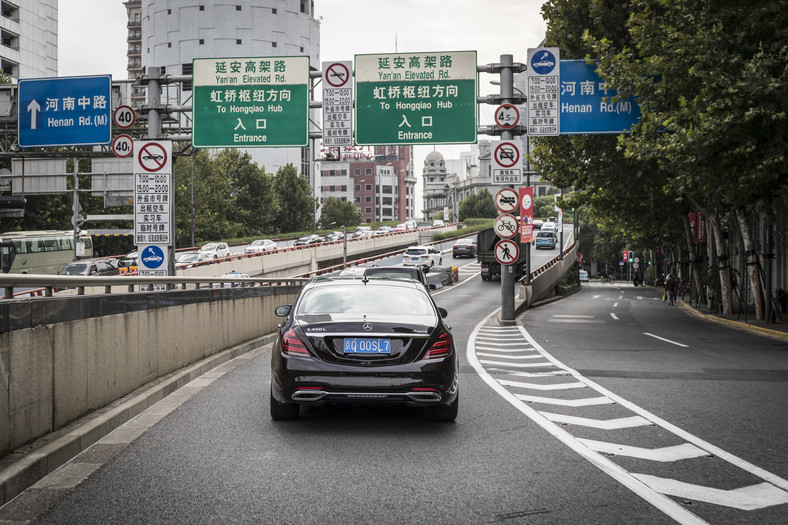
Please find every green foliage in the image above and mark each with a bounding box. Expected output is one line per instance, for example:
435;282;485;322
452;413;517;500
458;188;497;221
273;164;316;234
533;195;558;220
319;197;363;230
430;219;493;242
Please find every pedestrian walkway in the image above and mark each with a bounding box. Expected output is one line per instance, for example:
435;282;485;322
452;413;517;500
678;300;788;343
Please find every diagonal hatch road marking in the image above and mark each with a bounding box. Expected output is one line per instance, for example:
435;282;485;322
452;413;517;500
577;439;710;462
633;475;788;511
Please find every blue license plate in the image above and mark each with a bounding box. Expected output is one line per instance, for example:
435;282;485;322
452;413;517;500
344;337;391;354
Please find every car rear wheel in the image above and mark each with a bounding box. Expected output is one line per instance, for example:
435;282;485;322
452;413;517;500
430;393;458;421
270;388;299;420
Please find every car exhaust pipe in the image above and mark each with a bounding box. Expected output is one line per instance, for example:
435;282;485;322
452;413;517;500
407;391;442;403
291;389;327;402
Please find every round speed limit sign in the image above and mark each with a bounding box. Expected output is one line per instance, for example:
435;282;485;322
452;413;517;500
112;134;133;158
113;105;135;129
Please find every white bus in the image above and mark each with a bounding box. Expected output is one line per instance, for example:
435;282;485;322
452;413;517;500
0;230;94;274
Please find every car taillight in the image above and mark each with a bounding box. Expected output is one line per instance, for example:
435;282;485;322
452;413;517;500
281;329;311;358
424;331;453;359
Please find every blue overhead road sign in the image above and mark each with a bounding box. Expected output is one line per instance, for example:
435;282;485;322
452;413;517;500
17;75;112;147
559;60;641;135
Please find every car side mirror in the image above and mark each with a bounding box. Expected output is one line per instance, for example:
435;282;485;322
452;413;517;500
275;304;292;317
438;307;448;318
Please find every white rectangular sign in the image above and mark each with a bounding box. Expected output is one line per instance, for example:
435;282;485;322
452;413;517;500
491;140;523;184
526;48;560;136
133;140;173;245
322;61;353;147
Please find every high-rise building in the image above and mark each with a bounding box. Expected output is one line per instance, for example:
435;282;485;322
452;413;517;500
123;0;145;106
133;0;320;175
0;0;57;80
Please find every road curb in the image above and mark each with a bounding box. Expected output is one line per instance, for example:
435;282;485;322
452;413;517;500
678;301;788;343
0;333;278;508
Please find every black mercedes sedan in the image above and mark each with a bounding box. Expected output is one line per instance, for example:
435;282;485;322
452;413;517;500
270;277;459;421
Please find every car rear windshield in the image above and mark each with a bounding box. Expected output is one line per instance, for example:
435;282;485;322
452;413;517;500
60;263;89;275
297;286;433;315
405;248;426;255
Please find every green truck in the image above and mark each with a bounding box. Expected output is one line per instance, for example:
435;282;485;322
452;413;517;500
476;227;528;281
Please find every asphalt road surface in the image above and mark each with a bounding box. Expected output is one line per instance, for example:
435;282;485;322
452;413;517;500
4;258;786;524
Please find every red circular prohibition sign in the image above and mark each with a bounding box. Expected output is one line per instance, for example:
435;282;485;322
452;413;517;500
138;142;168;172
494;142;520;169
325;63;350;87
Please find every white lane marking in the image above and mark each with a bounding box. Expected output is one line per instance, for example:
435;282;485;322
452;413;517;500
644;332;688;348
540;412;651;428
518;327;788;493
613;302;619;308
476;339;532;344
548;319;605;324
611;313;619;320
505;370;571;378
498;379;586;390
553;314;595;318
478;359;554;368
633;475;788;511
619;295;624;299
578;439;710;463
475;345;534;353
519;395;615;407
467;314;707;525
477;352;543;360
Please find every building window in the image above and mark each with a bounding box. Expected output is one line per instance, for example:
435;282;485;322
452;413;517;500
182;63;193;91
236;5;241;10
355;197;360;203
199;39;204;45
341;186;347;192
365;207;372;214
300;46;304;52
365;168;372;175
236;39;242;45
167;9;171;14
354;169;360;176
365;196;372;203
167;42;171;48
365;184;372;191
272;42;277;48
199;5;204;11
272;8;277;14
354;184;361;191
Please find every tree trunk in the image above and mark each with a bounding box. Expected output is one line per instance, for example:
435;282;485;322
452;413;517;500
736;207;764;321
708;213;733;315
682;214;703;306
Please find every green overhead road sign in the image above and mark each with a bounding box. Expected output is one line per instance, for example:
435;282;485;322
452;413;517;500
192;56;310;148
354;51;477;145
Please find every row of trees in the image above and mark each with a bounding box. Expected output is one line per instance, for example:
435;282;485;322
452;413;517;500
533;0;788;319
2;150;318;255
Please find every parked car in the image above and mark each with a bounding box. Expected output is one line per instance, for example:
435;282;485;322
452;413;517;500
394;223;408;232
403;245;442;267
540;221;557;233
354;226;372;235
452;238;477;258
404;220;419;230
534;230;557;250
117;250;138;273
375;225;392;235
198;242;230;260
175;252;209;270
294;234;323;247
270;277;458;421
363;265;430;288
245;239;278;254
59;257;120;277
323;231;344;242
579;270;589;282
432;219;445;228
213;270;251;288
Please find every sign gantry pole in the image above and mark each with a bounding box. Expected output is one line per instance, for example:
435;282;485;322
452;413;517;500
499;54;516;323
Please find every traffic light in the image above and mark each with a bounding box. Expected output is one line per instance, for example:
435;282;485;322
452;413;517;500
623;250;628;262
628;251;634;263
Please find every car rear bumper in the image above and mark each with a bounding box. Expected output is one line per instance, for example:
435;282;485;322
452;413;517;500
271;356;459;407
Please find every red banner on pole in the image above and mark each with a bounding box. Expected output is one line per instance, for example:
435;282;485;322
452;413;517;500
519;187;534;243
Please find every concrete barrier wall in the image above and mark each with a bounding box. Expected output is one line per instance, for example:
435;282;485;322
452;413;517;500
520;243;578;306
0;289;299;456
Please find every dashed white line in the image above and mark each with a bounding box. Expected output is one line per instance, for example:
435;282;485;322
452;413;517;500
644;332;688;348
611;313;619;320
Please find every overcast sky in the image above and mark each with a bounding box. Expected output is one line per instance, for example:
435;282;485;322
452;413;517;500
59;1;548;169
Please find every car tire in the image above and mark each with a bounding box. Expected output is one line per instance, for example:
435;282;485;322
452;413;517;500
430;394;458;421
270;388;299;420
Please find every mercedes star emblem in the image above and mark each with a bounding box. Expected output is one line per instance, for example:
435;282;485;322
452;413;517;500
362;322;373;332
